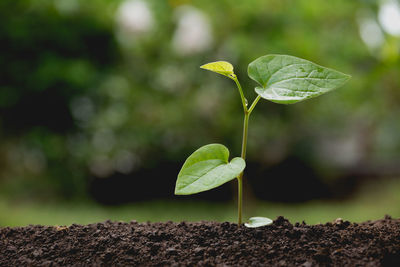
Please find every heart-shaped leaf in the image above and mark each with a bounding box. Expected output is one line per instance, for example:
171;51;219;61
244;217;273;228
200;61;235;78
175;144;245;195
248;55;351;104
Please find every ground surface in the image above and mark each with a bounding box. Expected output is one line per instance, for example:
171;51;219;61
1;216;399;266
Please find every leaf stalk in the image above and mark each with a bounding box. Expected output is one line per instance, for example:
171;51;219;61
248;95;261;115
232;76;248;113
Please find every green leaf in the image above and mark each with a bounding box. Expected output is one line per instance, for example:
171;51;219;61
200;61;235;78
175;144;245;195
248;54;351;104
244;217;273;228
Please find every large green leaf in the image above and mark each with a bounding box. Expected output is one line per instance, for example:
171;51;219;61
248;54;351;104
175;144;245;195
200;61;235;78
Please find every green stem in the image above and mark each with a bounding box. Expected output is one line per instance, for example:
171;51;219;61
237;174;243;226
237;111;249;225
232;76;261;226
240;112;250;161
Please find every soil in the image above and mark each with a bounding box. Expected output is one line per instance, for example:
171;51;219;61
1;216;399;266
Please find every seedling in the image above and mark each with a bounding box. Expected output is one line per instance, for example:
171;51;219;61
174;54;350;227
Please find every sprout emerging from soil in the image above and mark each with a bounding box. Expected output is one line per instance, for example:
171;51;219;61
174;54;350;227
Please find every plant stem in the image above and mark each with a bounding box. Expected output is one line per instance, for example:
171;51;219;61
233;77;261;226
237;174;243;225
237;111;249;225
240;112;250;161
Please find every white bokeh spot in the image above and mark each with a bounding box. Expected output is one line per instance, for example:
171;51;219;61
116;0;154;34
359;17;385;51
172;6;213;55
378;0;400;36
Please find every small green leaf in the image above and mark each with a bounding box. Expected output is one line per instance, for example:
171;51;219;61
248;54;351;104
175;144;245;195
200;61;235;78
244;217;273;228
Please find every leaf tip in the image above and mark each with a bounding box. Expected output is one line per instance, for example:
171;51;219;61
174;185;185;195
199;64;208;70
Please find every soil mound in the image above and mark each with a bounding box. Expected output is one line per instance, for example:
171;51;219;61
1;216;399;266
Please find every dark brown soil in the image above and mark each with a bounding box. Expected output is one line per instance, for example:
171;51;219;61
1;216;399;266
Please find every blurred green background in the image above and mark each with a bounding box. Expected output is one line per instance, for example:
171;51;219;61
1;0;400;226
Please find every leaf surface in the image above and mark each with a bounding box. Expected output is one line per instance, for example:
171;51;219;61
248;55;350;104
175;144;245;195
200;61;234;78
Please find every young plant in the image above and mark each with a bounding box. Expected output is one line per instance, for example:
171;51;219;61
174;54;350;227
